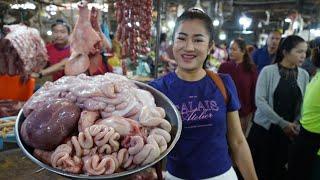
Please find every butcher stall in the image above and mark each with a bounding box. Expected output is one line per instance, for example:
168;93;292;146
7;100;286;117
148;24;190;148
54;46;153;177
0;0;160;144
0;0;181;179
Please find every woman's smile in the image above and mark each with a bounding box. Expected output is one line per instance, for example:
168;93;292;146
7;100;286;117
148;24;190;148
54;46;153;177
181;53;197;62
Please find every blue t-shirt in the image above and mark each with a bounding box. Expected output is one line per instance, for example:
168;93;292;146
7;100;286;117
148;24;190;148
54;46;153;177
252;46;275;72
149;72;241;179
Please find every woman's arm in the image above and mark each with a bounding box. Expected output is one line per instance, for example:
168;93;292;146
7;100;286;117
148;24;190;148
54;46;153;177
31;58;68;78
255;67;289;128
227;111;258;180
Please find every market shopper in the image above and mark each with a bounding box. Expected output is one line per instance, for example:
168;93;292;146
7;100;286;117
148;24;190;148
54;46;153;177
159;33;177;74
301;38;319;77
218;38;258;136
247;35;309;180
288;44;320;180
252;30;282;72
149;9;257;180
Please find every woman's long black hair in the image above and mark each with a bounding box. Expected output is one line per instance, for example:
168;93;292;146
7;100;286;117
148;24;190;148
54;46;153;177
273;35;305;64
232;38;256;72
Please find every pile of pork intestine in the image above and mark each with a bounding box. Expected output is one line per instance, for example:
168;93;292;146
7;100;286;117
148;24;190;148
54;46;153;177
21;73;171;175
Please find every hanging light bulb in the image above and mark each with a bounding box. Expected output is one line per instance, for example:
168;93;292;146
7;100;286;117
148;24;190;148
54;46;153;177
219;31;227;40
213;19;220;26
239;15;252;30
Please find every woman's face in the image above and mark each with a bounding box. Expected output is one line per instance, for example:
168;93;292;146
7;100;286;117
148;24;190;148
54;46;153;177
172;19;211;72
52;24;69;46
284;42;308;66
228;41;244;62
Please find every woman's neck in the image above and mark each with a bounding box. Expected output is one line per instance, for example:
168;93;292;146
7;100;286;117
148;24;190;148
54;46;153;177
280;59;296;69
234;57;244;64
175;68;206;81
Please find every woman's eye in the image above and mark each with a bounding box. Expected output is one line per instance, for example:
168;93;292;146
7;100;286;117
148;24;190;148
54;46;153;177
177;37;185;41
194;39;203;43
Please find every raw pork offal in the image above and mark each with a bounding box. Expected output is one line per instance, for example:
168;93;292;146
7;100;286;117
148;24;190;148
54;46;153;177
21;73;174;175
0;24;47;76
88;6;107;75
65;1;101;76
20;99;80;150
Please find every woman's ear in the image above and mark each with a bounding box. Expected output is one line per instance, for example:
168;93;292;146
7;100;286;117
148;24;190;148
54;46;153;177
282;49;288;56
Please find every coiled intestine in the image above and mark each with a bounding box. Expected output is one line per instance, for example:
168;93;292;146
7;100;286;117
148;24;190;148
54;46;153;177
49;120;171;175
50;144;83;174
83;154;116;175
133;135;160;166
139;106;171;132
76;125;120;152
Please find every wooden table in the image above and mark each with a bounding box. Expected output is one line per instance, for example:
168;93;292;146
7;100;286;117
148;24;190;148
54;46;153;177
0;149;68;179
0;148;162;179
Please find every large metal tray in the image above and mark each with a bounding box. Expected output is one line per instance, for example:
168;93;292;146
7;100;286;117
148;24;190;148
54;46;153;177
15;81;182;179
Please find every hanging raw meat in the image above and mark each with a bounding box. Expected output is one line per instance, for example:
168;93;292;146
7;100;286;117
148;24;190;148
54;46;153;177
115;0;153;62
0;24;48;76
65;1;102;76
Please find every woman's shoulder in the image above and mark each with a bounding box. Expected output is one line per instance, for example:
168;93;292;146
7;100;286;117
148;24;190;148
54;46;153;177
298;67;310;84
298;67;309;77
217;73;234;87
149;72;175;89
264;63;278;70
259;64;278;75
220;61;235;68
218;61;235;73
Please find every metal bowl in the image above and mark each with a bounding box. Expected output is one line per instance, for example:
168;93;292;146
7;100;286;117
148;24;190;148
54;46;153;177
15;81;182;179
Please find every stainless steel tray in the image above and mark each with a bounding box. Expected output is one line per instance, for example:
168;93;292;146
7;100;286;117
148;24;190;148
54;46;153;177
15;81;182;179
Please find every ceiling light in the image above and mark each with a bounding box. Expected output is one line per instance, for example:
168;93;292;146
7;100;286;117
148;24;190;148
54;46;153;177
219;32;226;40
10;2;36;10
241;30;254;34
47;30;52;36
161;26;168;33
213;19;220;26
285;18;292;23
239;15;252;29
46;5;57;12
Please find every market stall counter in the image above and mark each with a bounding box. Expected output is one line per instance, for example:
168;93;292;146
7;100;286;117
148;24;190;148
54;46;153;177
0;148;68;179
0;148;162;179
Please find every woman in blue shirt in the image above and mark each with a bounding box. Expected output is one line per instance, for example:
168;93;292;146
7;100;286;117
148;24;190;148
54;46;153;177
149;9;257;180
